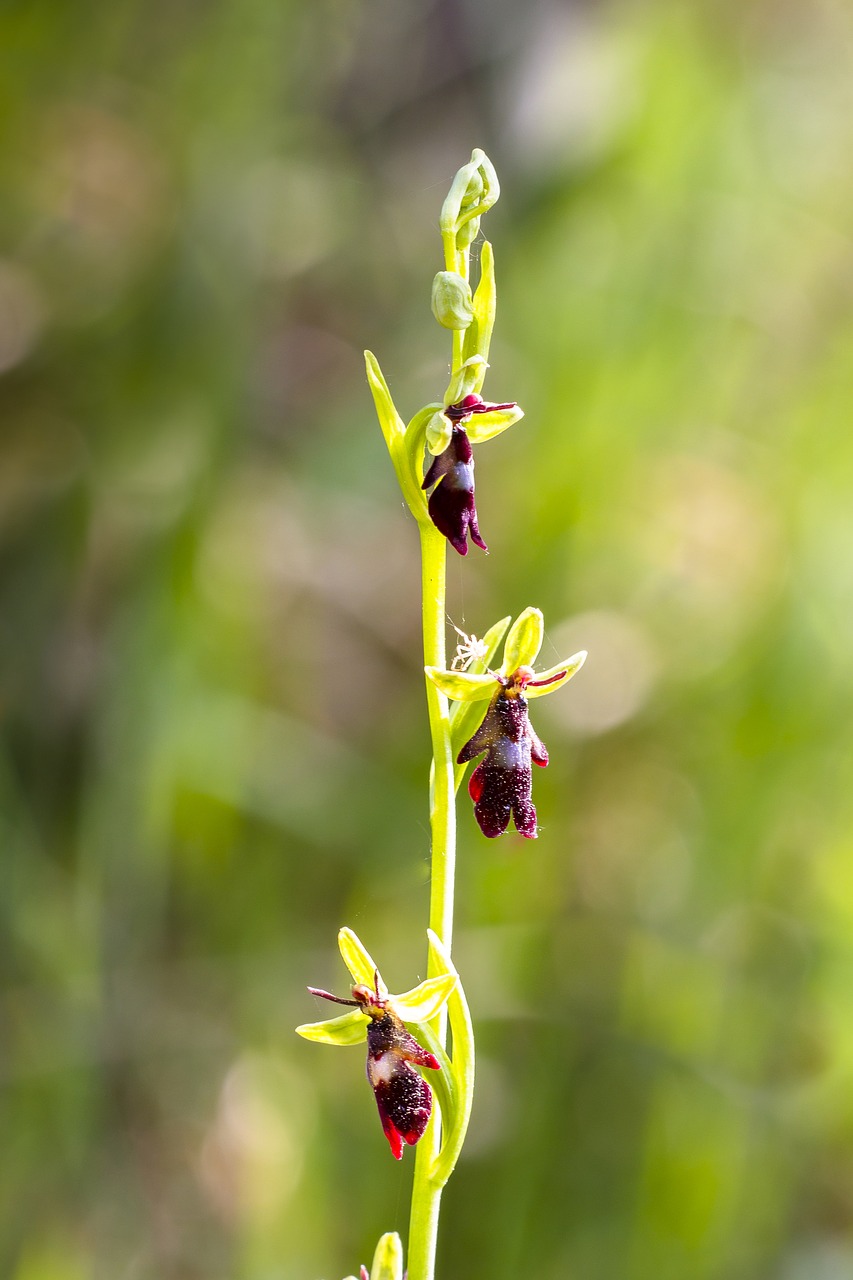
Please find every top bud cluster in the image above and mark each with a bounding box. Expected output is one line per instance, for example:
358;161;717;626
369;150;526;556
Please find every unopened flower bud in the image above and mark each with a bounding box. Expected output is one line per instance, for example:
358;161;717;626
440;149;500;241
369;1233;404;1280
455;215;480;251
460;168;484;208
431;271;474;330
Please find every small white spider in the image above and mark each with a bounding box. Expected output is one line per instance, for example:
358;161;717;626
450;625;490;671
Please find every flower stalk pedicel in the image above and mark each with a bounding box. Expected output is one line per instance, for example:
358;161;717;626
301;151;586;1279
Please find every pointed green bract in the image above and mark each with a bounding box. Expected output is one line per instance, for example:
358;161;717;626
425;667;497;702
365;351;428;525
296;1009;369;1046
502;606;544;673
526;651;588;698
465;404;524;444
338;926;385;990
392;972;457;1023
364;350;404;448
370;1232;404;1280
462;239;497;381
427;930;475;1188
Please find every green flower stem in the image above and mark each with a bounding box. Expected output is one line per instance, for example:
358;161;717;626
442;236;467;374
421;521;456;959
407;523;455;1280
409;186;476;1280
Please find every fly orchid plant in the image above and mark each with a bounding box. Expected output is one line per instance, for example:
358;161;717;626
297;150;586;1280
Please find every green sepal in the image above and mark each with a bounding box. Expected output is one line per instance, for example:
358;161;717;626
526;651;588;697
295;1009;369;1046
425;667;497;702
405;402;442;475
369;1232;404;1280
425;408;452;456
392;972;457;1023
443;355;487;407
465;404;524;444
364;351;428;525
431;271;474;330
502;606;544;673
338;926;385;991
462;240;497;378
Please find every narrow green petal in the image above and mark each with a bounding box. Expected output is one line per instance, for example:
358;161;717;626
338;927;385;990
370;1232;404;1280
295;1009;369;1046
502;606;544;673
465;405;524;445
462;239;496;380
443;355;487;407
526;651;588;698
425;667;497;702
392;973;457;1023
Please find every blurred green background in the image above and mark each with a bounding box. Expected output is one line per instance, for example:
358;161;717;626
3;1;853;1277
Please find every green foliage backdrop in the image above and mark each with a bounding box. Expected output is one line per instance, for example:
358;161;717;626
2;1;853;1277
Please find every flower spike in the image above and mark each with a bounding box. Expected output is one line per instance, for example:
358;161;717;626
297;930;456;1159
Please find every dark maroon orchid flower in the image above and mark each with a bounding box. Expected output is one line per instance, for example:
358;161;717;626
426;607;588;839
422;389;523;556
457;667;556;838
306;973;440;1159
297;930;456;1160
422;424;486;555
